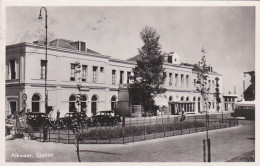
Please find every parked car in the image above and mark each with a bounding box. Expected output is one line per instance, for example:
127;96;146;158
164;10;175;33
59;112;88;129
26;112;49;131
89;110;121;126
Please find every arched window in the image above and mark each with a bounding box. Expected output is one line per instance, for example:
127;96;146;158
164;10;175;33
32;94;41;112
91;95;98;115
111;96;117;111
186;97;189;101
131;96;140;105
81;95;87;112
69;95;76;112
193;97;196;102
169;96;173;101
181;96;184;101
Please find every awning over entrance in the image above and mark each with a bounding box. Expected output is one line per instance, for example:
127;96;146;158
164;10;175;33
153;95;168;107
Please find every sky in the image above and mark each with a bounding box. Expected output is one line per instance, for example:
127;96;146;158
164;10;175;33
6;6;255;95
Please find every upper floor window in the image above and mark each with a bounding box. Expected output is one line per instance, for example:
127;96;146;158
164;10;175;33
186;75;189;87
169;73;172;86
175;74;178;87
82;65;87;82
80;42;86;52
163;72;166;84
112;70;116;85
181;74;184;87
41;60;47;79
168;55;172;63
9;60;16;79
127;71;131;84
70;64;76;81
120;71;124;84
92;66;98;83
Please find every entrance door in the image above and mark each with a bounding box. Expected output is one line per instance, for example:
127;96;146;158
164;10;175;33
171;104;175;115
10;101;16;114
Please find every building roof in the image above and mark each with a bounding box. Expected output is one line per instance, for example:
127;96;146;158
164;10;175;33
39;38;100;54
50;39;76;50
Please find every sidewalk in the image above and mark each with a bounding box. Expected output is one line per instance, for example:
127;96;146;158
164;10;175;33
6;120;254;162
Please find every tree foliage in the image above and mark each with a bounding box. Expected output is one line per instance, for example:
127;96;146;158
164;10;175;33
130;26;166;112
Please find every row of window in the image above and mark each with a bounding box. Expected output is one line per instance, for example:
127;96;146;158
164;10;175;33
193;78;216;91
31;93;117;114
166;72;190;88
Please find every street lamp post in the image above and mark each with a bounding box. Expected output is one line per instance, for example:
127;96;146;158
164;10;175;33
196;47;211;162
38;7;48;115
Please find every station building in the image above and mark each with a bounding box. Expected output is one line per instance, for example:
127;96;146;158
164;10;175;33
5;39;224;118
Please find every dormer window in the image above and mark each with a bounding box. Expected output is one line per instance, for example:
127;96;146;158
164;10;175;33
168;55;172;63
69;41;87;52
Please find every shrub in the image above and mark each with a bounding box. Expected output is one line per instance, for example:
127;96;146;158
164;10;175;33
80;121;206;140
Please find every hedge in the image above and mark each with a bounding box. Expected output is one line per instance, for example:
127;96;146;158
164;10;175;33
80;121;205;140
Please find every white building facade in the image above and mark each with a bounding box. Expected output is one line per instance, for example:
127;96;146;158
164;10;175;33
5;39;223;118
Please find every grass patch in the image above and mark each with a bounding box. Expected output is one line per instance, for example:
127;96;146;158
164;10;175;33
80;121;205;140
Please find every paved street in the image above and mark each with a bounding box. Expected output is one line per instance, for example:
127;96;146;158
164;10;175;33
6;120;254;162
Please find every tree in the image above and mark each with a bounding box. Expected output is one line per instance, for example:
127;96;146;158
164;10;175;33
130;26;166;113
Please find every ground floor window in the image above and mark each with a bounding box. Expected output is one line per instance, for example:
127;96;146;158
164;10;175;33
32;94;41;112
69;95;76;112
91;95;98;115
81;95;87;112
111;96;117;111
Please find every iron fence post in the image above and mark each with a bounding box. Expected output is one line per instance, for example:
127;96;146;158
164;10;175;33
207;139;211;162
195;116;197;133
203;139;206;162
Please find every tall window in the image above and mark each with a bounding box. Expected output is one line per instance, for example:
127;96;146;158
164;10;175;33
81;95;87;112
92;66;98;83
127;71;131;84
120;71;124;84
186;75;189;87
91;95;98;115
32;94;41;112
111;96;117;110
80;42;86;52
9;60;16;79
69;95;76;112
212;80;215;91
163;72;166;84
70;64;76;81
198;97;201;112
208;80;211;89
181;74;184;87
169;73;172;86
175;74;178;87
41;60;47;79
168;55;173;63
82;65;87;82
112;70;116;85
194;79;197;88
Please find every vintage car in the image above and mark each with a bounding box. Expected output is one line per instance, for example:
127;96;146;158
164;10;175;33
59;112;88;129
26;112;50;131
89;110;121;126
